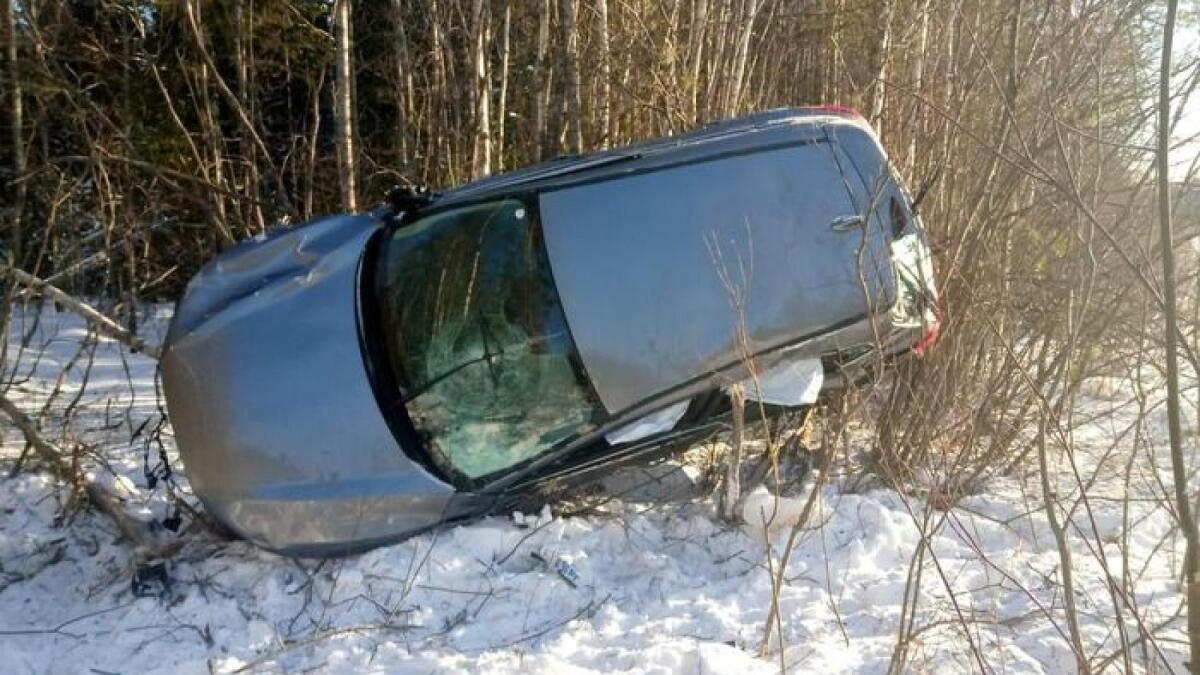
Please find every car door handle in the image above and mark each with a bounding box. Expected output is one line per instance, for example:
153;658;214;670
830;215;865;232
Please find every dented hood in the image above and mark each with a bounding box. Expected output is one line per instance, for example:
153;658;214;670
161;211;459;556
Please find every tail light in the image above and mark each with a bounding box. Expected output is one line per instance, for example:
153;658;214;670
912;302;943;357
912;319;941;357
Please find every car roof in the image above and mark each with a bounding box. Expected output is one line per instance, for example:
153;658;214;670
430;107;870;208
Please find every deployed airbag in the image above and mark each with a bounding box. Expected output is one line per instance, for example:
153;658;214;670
734;356;824;407
604;400;690;445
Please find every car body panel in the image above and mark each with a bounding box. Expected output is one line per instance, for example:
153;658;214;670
161;211;463;555
539;125;895;413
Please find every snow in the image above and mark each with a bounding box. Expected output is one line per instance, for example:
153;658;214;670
0;304;1193;673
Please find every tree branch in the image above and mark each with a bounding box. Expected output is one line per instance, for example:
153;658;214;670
3;265;161;360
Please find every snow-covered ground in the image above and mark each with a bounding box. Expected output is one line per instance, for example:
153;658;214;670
0;305;1193;674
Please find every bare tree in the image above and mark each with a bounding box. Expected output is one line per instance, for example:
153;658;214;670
1156;0;1200;668
533;0;553;160
686;0;709;124
3;266;160;359
4;0;24;267
595;0;612;148
233;0;265;234
494;1;512;169
391;0;412;169
724;0;762;117
333;0;358;211
0;394;165;554
469;0;491;177
904;0;931;173
719;383;746;522
867;0;893;129
559;0;583;154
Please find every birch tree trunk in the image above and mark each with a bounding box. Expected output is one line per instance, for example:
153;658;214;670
304;68;324;220
905;0;931;176
663;0;681;129
533;0;552;160
4;0;25;267
615;24;633;147
4;266;161;359
686;0;709;125
470;0;491;178
427;0;448;178
0;395;165;555
187;0;231;245
595;0;612;148
867;0;894;130
495;2;511;170
706;0;731;119
559;0;583;154
233;0;265;234
827;0;843;102
391;0;410;169
333;0;358;211
1156;2;1200;669
724;0;760;117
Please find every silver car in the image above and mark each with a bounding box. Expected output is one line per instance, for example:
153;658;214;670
161;108;939;556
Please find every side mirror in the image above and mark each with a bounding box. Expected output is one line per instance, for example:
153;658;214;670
387;184;436;221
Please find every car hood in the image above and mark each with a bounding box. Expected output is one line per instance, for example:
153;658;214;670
161;211;461;556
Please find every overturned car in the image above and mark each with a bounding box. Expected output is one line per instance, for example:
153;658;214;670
161;108;939;556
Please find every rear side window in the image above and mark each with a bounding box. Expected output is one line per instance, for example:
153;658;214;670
376;199;602;480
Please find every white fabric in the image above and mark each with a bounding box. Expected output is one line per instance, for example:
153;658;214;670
604;400;690;445
736;356;824;407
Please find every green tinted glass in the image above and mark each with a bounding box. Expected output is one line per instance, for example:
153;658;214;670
377;199;601;479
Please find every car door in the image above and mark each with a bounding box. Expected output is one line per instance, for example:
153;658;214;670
539;132;898;415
